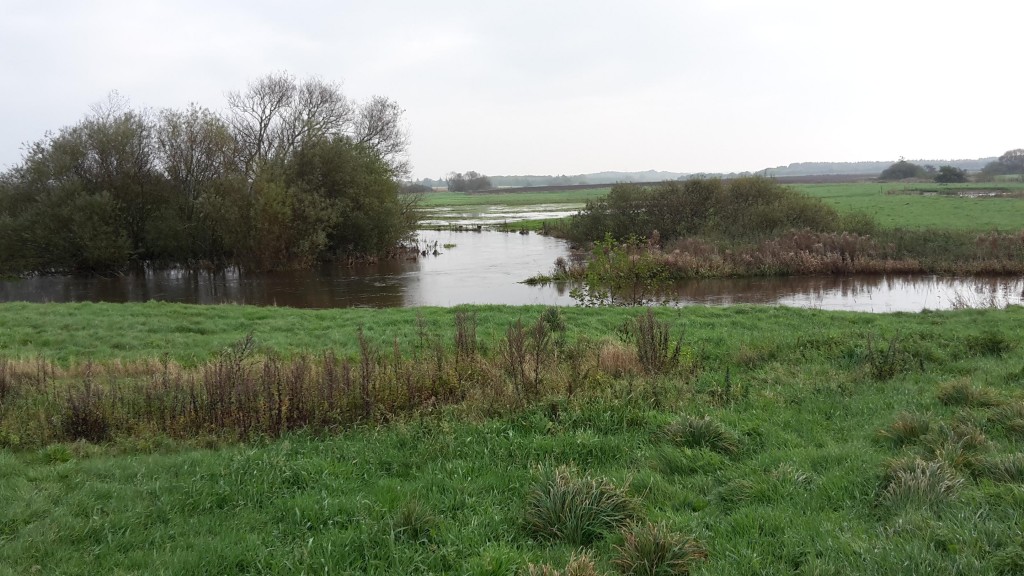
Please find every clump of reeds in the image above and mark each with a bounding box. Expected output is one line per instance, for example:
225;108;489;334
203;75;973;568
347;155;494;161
524;466;637;546
613;522;707;576
62;373;112;443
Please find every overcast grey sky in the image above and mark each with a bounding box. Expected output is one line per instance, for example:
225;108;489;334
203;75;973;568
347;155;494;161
2;0;1021;179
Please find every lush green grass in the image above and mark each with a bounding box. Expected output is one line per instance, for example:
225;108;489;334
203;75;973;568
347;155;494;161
794;182;1024;231
418;188;610;208
3;303;1024;573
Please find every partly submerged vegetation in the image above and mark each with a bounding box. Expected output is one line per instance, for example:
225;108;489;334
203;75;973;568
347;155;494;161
3;302;1024;573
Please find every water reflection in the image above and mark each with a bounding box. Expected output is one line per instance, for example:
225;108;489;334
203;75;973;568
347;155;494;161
664;275;1024;312
0;230;1021;311
419;204;582;227
0;230;575;308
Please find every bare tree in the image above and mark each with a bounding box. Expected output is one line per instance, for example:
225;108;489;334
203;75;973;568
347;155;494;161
226;72;296;176
226;73;370;179
155;104;236;218
353;95;409;177
279;78;353;157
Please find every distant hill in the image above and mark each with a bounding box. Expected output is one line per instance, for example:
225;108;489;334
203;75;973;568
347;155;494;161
415;157;1001;188
488;170;688;187
763;158;997;177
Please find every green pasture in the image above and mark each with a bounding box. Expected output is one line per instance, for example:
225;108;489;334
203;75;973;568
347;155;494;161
794;182;1024;231
3;303;1024;574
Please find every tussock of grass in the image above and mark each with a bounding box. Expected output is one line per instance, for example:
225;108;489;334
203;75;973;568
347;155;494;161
922;422;989;474
880;457;964;509
877;413;931;447
613;521;706;576
965;330;1016;357
664;416;740;455
524;466;637;546
651;446;727;477
937;379;1001;408
526;551;605;576
391;499;436;543
980;454;1024;483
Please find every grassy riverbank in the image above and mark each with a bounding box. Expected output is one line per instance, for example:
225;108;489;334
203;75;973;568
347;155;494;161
3;302;1024;574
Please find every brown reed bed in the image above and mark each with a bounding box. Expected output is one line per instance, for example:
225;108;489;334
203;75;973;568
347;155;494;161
656;229;1024;278
0;310;689;448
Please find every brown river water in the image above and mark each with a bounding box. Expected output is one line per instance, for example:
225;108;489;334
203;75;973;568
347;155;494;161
1;230;1022;312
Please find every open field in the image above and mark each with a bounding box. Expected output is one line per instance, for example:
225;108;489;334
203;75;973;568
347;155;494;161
421;181;1024;234
794;182;1024;231
4;303;1024;574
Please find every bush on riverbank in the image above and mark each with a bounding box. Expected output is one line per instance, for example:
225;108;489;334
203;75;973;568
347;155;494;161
561;177;843;245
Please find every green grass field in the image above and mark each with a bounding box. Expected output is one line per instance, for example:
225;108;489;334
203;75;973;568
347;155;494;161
420;181;1024;234
4;303;1024;574
793;182;1024;231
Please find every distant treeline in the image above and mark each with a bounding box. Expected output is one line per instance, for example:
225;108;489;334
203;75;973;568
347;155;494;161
766;158;997;178
411;158;1009;190
0;73;417;274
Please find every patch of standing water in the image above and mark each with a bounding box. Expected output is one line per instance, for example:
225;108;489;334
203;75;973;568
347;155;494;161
0;230;1021;311
419;204;582;227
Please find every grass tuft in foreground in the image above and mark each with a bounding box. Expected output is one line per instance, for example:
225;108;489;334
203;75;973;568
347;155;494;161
613;522;707;576
524;466;637;546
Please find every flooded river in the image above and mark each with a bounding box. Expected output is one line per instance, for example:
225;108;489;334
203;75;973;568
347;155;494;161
1;230;1022;311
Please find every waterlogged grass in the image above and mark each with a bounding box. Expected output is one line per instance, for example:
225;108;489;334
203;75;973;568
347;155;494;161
794;182;1024;231
3;303;1024;573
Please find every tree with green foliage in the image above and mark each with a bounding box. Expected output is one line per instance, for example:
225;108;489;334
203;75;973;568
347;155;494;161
446;171;492;192
998;148;1024;174
879;159;926;180
565;177;839;245
0;75;417;275
934;165;968;183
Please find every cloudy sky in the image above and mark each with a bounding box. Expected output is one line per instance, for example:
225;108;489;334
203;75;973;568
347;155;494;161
1;0;1021;179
